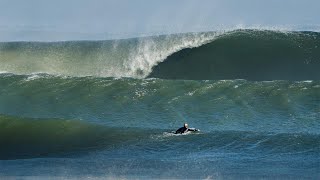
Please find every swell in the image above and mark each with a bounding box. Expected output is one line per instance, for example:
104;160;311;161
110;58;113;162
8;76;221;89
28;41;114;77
0;114;148;160
149;30;320;80
0;74;319;134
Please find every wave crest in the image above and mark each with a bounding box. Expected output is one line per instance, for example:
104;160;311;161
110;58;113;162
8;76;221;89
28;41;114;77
0;32;219;78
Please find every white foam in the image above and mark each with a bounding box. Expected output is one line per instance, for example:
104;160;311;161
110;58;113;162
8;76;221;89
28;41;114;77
124;32;223;78
303;80;313;83
0;71;8;74
25;74;41;81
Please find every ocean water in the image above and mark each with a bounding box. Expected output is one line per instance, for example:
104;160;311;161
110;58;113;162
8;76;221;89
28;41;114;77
0;29;319;179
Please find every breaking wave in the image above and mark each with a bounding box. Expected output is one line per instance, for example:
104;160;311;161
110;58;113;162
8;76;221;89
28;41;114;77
1;30;319;80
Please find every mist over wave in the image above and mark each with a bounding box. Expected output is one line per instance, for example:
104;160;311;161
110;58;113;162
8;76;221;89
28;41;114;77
1;29;319;80
0;32;217;78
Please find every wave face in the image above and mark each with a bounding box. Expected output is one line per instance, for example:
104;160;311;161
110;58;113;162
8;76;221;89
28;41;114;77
149;30;320;80
1;30;319;80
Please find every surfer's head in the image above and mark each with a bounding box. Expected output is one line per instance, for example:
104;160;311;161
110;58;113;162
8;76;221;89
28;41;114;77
184;123;188;128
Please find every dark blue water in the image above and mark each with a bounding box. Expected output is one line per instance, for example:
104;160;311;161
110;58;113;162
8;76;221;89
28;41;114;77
0;30;319;179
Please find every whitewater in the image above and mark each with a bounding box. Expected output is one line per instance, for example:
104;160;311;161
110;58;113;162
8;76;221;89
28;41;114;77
0;29;319;179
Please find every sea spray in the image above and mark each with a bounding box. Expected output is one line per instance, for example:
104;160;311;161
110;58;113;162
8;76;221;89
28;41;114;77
0;32;220;78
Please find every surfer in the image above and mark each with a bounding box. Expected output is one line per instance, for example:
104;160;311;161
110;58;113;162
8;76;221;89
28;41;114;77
175;123;199;134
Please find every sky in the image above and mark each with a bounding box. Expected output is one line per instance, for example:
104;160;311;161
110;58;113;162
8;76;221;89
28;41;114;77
0;0;319;41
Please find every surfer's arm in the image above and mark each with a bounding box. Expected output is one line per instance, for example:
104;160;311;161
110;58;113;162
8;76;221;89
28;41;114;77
188;128;200;132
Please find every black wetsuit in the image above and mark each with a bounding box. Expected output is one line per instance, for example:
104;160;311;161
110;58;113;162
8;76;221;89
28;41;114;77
175;127;198;134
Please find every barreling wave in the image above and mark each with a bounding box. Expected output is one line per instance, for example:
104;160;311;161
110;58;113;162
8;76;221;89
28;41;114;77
0;29;319;80
149;30;320;80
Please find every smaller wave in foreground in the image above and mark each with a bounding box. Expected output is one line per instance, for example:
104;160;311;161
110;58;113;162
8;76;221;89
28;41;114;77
0;115;147;160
